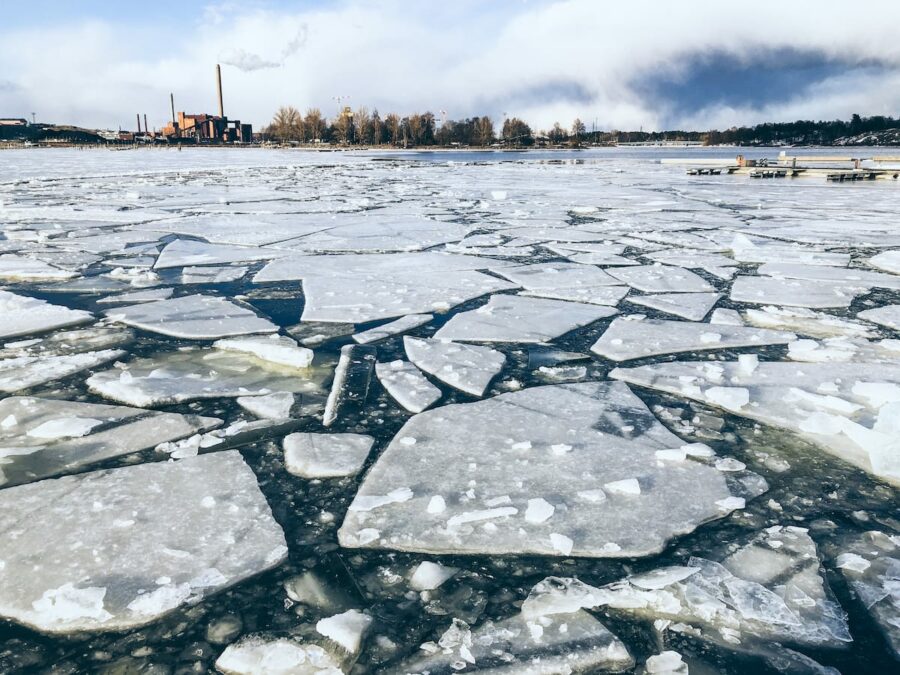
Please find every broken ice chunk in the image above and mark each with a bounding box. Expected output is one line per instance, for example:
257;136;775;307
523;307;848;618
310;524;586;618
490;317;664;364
404;336;505;397
628;292;721;322
283;432;374;479
0;290;93;340
410;561;459;591
352;314;433;344
375;360;442;414
214;334;314;369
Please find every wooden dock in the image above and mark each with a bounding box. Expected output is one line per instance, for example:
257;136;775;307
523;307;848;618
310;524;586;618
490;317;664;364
666;153;900;182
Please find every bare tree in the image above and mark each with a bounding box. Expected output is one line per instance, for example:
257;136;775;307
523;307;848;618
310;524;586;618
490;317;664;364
384;113;401;145
304;108;325;142
267;106;303;142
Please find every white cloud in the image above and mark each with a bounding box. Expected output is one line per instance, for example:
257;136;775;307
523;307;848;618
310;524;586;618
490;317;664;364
2;0;899;132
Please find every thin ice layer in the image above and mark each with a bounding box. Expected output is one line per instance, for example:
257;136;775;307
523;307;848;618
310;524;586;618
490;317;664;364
611;360;900;485
435;294;615;343
404;337;505;397
338;382;765;558
0;451;287;634
591;316;794;361
87;348;332;407
104;294;277;339
0;396;220;486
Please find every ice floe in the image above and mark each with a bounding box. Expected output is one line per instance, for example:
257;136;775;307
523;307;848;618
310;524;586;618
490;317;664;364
858;305;900;332
0;254;77;281
214;334;314;369
153;238;288;269
104;293;278;339
375;360;442;413
628;292;721;321
868;250;900;276
352;314;432;345
590;316;794;361
283;433;375;479
434;294;615;343
730;276;867;309
0;451;286;633
494;262;628;306
339;382;765;557
744;305;874;338
0;290;93;340
611;360;900;485
404;337;505;397
0;396;219;486
607;265;715;293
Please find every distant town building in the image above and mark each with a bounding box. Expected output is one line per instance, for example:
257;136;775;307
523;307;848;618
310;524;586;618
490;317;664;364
0;118;28;126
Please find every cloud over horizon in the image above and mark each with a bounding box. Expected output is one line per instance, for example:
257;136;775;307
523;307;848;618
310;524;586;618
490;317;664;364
2;0;899;132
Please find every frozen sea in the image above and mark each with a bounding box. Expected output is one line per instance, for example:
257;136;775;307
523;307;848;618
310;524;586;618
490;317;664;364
0;146;898;674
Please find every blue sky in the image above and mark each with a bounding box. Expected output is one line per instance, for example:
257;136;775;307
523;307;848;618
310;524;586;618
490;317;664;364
2;1;899;131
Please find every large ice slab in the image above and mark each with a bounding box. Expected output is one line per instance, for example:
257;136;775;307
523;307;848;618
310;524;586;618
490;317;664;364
375;360;442;413
744;306;874;338
213;335;314;369
730;276;867;309
757;262;900;290
611;360;900;485
404;337;505;397
435;295;615;343
590;316;794;361
628;292;721;321
87;347;332;407
0;291;93;340
104;294;277;339
607;265;715;293
858;305;900;332
834;531;900;658
0;396;220;486
538;526;850;649
0;451;287;634
339;382;765;557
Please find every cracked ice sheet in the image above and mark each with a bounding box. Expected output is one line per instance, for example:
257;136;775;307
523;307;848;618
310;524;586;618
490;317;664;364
730;276;868;309
868;250;900;276
0;451;286;634
0;291;93;340
494;262;629;306
611;360;900;485
435;294;616;344
627;292;721;321
136;213;332;247
0;349;125;395
255;252;518;324
528;526;850;649
757;262;900;290
643;249;738;280
591;316;794;361
86;347;332;408
338;382;765;558
607;265;715;293
278;215;472;253
0;396;220;487
103;294;277;340
404;337;505;397
743;306;874;339
833;531;900;658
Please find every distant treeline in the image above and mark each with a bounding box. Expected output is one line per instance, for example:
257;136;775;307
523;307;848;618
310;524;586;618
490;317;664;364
264;108;900;147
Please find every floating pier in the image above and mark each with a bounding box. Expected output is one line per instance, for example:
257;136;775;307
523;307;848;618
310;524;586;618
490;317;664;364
666;152;900;182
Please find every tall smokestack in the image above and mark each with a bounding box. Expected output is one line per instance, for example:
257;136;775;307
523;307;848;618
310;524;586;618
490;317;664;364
144;114;148;134
216;64;224;119
170;93;176;125
136;113;141;133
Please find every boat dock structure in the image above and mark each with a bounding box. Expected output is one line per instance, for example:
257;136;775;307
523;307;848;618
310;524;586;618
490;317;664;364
666;152;900;181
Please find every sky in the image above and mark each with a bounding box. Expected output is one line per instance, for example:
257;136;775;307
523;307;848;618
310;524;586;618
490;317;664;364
2;0;900;133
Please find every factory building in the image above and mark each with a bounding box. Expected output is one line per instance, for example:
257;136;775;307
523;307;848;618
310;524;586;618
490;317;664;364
160;65;253;143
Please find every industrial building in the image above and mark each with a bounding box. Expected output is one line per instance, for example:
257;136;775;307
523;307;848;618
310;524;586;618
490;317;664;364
160;65;252;143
